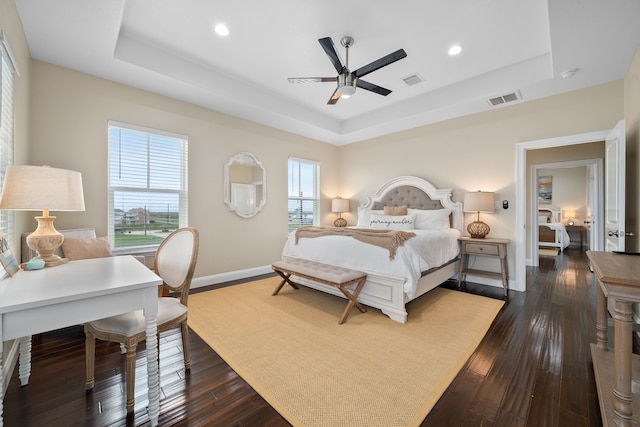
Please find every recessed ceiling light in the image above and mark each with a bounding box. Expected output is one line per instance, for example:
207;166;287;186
214;24;229;37
448;45;462;56
560;68;579;79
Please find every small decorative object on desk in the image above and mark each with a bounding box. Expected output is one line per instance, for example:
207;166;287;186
0;233;20;277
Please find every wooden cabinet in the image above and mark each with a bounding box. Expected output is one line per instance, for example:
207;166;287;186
458;237;510;296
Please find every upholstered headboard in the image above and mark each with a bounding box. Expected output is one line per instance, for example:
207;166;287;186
359;176;463;231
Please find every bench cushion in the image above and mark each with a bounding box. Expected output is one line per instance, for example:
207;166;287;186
273;258;365;285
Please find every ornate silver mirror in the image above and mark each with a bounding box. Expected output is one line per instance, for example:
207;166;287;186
224;152;266;218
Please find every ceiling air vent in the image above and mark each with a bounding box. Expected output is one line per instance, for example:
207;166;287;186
402;73;423;86
487;91;522;107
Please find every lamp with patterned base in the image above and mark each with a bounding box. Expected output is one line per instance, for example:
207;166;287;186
463;191;495;238
331;198;349;227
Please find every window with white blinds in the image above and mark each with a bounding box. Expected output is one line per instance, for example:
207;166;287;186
0;33;16;250
108;121;188;250
287;157;320;233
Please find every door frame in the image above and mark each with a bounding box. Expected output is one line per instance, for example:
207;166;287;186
530;158;603;266
515;130;608;291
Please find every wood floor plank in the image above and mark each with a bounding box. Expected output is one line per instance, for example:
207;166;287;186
3;249;604;426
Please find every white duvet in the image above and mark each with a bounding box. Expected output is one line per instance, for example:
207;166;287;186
281;228;461;299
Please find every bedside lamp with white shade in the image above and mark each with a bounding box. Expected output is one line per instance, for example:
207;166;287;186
0;165;85;267
463;191;495;238
331;197;349;227
563;209;576;226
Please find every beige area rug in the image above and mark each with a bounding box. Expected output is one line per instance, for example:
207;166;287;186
539;248;560;256
188;277;504;427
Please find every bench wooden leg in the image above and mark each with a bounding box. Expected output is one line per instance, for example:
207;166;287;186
272;270;300;296
337;277;367;324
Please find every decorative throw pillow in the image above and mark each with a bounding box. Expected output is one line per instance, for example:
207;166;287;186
383;205;408;216
356;207;383;227
408;208;452;230
61;237;112;260
369;213;416;230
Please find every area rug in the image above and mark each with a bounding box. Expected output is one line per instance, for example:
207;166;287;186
188;277;504;426
539;248;560;256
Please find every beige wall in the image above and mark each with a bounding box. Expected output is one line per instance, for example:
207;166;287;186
625;45;640;252
339;81;624;275
28;61;339;278
537;166;588;224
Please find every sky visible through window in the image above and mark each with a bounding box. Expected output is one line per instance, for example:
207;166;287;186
109;127;183;213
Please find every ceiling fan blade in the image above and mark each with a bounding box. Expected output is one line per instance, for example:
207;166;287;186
356;79;392;96
318;37;345;74
287;77;337;83
353;49;407;78
327;88;341;105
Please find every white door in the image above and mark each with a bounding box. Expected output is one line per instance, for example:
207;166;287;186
604;120;626;252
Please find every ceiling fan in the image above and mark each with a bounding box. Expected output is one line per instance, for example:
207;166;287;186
288;36;407;105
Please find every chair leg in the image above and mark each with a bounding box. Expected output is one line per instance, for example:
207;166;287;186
84;326;95;390
181;322;191;371
125;341;137;413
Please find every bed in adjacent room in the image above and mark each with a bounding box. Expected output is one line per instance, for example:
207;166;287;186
538;208;570;251
281;176;463;323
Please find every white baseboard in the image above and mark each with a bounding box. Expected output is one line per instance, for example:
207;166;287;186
190;265;273;289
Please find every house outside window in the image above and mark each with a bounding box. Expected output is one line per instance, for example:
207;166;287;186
288;157;320;233
108;121;188;250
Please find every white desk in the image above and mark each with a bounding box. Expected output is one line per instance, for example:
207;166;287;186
0;256;162;426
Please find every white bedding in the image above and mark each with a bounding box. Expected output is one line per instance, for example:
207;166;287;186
281;228;461;299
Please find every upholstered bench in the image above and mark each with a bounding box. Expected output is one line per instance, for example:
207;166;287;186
271;258;367;324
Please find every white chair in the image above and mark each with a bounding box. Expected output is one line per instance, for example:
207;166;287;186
84;227;199;413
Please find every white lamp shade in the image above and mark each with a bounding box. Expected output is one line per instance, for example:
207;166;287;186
0;165;85;211
463;191;495;213
331;198;350;213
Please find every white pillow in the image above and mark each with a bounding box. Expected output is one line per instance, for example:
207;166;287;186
356;207;383;227
369;213;416;230
408;208;451;230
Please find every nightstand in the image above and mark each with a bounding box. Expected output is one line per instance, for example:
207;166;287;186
458;237;510;296
565;224;585;248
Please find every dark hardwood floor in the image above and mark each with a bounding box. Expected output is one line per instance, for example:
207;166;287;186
3;246;602;426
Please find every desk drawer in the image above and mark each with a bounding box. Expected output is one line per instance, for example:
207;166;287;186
465;243;499;256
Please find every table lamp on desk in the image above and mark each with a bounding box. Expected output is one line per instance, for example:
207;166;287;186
0;165;85;267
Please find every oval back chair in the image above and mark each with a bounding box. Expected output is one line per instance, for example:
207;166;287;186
84;227;199;413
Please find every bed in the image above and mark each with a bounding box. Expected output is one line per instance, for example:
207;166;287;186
538;208;570;251
280;176;463;323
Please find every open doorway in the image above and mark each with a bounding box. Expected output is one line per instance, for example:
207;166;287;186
530;159;603;266
515;129;610;292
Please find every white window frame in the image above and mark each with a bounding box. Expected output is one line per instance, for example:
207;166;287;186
107;121;188;253
287;157;320;234
0;32;17;260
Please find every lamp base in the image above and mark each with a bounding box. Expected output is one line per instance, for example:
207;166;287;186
26;215;68;267
334;217;347;227
467;221;490;239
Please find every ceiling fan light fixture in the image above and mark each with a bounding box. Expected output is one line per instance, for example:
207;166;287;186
337;73;356;98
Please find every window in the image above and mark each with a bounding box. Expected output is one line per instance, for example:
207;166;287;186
287;157;320;233
108;121;188;250
0;33;16;249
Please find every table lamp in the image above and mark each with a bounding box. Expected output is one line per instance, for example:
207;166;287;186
564;209;576;226
463;191;495;238
331;198;349;227
0;165;85;267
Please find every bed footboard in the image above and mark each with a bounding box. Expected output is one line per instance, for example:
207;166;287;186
290;260;459;323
